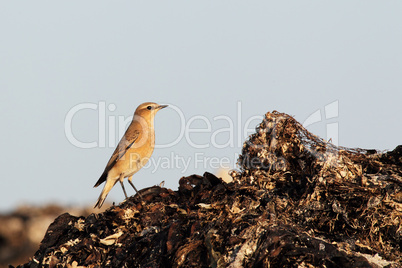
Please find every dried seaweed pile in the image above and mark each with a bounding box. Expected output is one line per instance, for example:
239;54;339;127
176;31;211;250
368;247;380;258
15;111;402;268
236;111;402;263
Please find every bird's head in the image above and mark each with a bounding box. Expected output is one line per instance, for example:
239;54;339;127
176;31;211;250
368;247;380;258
134;102;168;121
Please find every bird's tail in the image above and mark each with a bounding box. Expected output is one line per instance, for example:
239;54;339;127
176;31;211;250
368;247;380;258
94;178;117;208
94;171;107;188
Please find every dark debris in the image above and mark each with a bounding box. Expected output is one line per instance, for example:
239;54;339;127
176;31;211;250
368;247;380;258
14;111;402;268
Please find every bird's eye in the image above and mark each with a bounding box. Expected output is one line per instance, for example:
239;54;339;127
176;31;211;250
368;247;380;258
147;106;152;110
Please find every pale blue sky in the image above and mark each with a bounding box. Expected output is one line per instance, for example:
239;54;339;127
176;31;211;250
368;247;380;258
1;1;401;212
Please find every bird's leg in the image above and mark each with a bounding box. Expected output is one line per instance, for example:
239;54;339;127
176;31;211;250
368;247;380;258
120;181;128;199
128;176;142;198
118;174;128;199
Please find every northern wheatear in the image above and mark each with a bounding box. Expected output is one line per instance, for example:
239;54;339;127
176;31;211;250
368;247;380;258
94;102;167;208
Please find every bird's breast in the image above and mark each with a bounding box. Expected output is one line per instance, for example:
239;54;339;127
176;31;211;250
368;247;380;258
115;134;155;177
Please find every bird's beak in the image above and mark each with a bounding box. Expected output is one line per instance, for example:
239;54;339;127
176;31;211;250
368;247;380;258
157;104;168;110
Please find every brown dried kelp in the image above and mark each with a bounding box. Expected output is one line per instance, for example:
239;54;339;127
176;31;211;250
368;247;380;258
14;111;402;267
236;111;402;264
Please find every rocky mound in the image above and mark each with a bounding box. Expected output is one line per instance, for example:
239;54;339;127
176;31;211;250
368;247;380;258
14;111;402;267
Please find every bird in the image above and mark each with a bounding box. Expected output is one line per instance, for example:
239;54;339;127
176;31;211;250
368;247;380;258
93;102;167;208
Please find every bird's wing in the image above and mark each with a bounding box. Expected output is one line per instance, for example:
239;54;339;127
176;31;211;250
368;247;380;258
94;128;140;187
